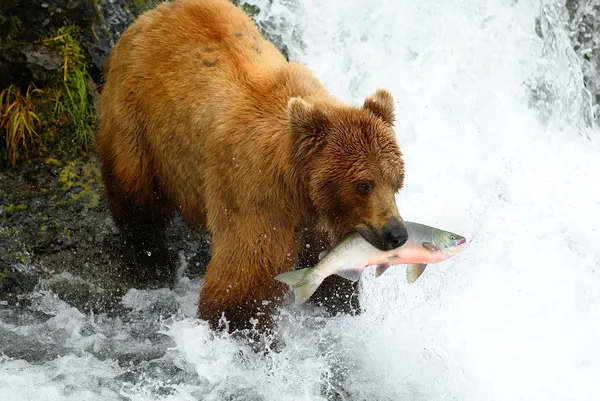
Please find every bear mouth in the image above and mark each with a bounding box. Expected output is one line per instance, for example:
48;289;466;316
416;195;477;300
356;224;393;251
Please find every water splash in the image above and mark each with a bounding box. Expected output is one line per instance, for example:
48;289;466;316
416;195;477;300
528;0;595;134
566;0;600;127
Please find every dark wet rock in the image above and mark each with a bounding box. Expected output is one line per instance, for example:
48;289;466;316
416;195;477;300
0;0;291;90
86;0;138;83
45;272;128;315
114;356;201;394
20;45;63;71
0;0;140;86
0;325;71;362
0;261;40;297
0;43;62;88
566;0;600;126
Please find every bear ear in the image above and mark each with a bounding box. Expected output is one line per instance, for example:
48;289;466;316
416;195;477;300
287;97;329;146
363;89;395;125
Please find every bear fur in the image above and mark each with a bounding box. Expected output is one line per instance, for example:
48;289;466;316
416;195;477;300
96;0;408;333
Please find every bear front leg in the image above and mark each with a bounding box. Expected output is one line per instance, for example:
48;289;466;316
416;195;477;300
197;222;300;335
101;158;178;289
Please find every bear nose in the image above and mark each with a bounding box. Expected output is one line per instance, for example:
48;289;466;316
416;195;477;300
383;218;408;249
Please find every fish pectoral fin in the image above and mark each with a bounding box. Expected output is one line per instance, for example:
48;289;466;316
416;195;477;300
337;267;363;282
422;242;440;252
375;264;391;277
318;250;329;260
406;263;427;283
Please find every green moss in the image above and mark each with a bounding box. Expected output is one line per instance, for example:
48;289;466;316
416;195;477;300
241;3;260;18
230;1;261;18
2;203;26;212
92;0;105;25
133;0;161;13
3;251;30;264
58;160;79;185
56;159;102;210
44;156;60;166
0;14;22;45
0;226;20;237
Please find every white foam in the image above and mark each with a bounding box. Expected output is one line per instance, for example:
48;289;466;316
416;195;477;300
0;354;122;400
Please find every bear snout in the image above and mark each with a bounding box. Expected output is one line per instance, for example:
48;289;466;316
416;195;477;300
382;216;408;249
357;216;408;251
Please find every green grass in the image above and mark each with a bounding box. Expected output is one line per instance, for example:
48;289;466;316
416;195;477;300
0;84;43;166
0;23;97;167
43;24;96;152
54;68;95;150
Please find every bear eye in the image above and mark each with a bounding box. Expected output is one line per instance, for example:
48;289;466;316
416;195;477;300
356;181;373;196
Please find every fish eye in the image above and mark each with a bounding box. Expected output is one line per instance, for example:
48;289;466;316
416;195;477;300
450;235;456;240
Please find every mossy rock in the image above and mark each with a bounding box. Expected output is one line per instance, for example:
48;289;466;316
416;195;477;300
1;23;98;168
0;153;211;310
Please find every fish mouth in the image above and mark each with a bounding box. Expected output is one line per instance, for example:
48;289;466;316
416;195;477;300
442;237;467;256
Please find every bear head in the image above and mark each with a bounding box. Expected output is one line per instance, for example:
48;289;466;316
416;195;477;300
288;88;408;251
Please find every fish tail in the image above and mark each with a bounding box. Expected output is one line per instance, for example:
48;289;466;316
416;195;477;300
274;268;323;305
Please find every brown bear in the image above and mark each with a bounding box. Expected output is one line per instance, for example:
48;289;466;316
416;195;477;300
96;0;408;334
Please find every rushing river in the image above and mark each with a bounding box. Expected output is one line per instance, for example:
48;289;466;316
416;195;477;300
2;0;600;400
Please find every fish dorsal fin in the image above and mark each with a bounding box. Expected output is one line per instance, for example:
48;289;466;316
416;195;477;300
406;263;427;283
375;264;390;277
318;250;329;260
337;267;363;282
422;242;440;252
